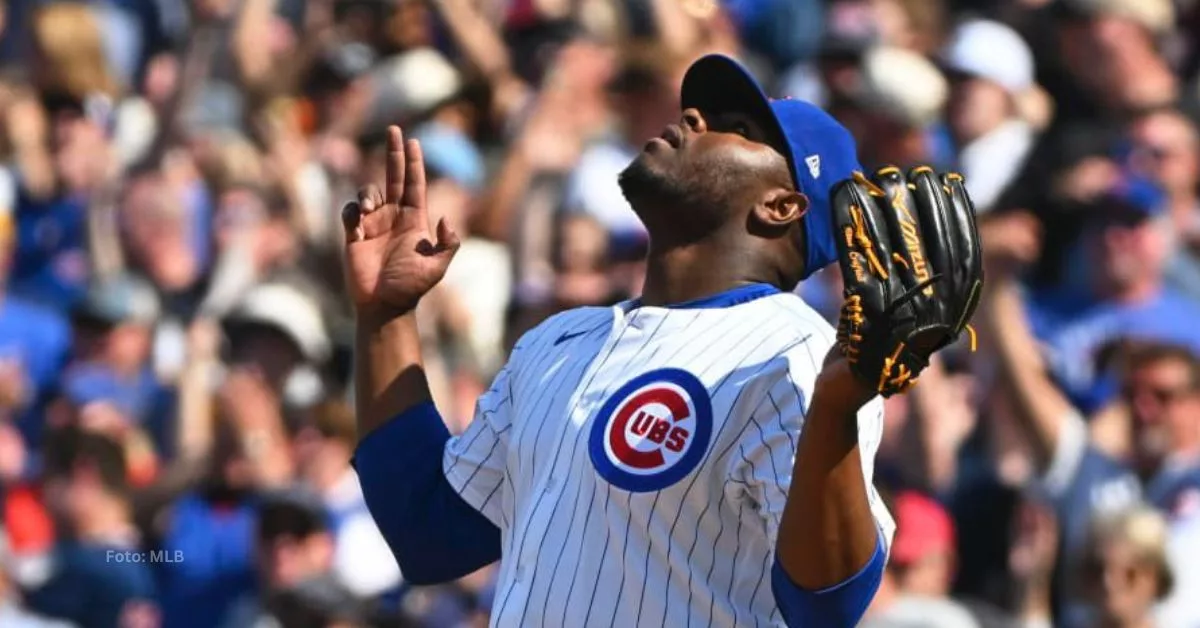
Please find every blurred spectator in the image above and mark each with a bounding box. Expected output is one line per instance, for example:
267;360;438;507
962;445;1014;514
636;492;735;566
1025;181;1200;414
1122;109;1200;301
0;199;71;462
0;0;1195;625
863;491;982;628
224;281;331;408
1081;506;1174;628
293;400;400;599
119;169;206;311
840;46;948;169
1008;499;1060;628
154;405;272;628
563;45;682;264
1052;0;1178;121
25;425;159;627
938;19;1039;213
223;489;363;628
1117;342;1200;626
66;274;167;432
1115;342;1200;512
409;120;512;424
0;526;72;627
146;281;308;627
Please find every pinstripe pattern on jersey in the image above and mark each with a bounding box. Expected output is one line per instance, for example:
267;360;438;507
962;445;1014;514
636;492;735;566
442;292;893;628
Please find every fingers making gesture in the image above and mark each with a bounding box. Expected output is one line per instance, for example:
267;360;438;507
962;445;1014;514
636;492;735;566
342;126;461;319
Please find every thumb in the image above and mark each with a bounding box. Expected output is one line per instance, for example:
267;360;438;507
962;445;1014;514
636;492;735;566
434;217;462;263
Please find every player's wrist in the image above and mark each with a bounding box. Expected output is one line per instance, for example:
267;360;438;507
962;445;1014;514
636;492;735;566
815;358;877;411
356;303;418;328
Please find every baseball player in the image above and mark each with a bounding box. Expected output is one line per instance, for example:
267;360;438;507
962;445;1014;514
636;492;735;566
347;54;982;627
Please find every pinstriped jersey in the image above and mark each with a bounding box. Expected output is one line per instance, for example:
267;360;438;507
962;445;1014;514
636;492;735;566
442;290;894;627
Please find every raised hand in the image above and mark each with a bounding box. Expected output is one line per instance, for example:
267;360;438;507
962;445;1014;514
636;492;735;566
342;126;461;320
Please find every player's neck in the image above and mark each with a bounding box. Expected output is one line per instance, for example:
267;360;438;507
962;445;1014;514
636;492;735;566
639;242;777;307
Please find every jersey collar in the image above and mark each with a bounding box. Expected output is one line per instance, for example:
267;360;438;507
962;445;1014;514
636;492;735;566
629;282;781;310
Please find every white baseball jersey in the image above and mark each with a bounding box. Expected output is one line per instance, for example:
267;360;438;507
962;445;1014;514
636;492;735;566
443;288;894;627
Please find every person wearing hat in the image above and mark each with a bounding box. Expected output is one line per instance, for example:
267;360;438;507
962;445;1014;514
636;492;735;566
149;286;323;628
224;280;332;410
63;273;169;445
347;49;980;625
938;19;1039;213
978;177;1200;625
1123;109;1200;303
62;274;166;487
1022;178;1200;415
862;491;981;628
840;45;949;170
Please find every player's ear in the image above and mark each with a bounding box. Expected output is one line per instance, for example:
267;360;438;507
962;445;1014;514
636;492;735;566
753;189;808;229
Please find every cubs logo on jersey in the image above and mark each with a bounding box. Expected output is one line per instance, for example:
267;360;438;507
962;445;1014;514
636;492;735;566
588;368;713;493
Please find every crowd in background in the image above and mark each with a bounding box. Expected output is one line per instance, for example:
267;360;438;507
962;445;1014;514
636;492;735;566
0;0;1197;626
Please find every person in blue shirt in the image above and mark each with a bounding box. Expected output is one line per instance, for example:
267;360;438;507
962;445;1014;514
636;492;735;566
1024;178;1200;414
0;203;72;469
9;189;89;312
1118;342;1200;517
980;200;1200;626
24;425;159;628
154;416;259;628
65;274;166;420
64;273;175;454
220;489;363;628
8;91;116;313
0;296;71;471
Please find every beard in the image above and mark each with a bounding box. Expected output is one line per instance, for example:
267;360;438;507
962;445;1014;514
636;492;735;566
618;154;691;206
617;153;733;245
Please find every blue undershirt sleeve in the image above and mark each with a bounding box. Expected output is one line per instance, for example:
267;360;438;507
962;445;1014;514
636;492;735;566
352;402;501;585
771;531;887;627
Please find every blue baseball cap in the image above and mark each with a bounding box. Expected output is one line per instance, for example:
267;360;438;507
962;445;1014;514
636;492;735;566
681;54;861;279
1094;173;1167;225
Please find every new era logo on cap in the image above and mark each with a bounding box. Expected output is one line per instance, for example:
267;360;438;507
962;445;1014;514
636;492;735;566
806;155;821;179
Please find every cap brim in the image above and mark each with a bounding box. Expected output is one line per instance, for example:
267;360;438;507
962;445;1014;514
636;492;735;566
680;55;796;180
1092;198;1159;225
72;305;126;328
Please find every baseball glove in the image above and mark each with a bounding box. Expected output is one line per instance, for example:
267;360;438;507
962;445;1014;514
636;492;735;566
830;165;984;397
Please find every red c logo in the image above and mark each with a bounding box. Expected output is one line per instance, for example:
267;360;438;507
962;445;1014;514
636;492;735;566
607;388;691;469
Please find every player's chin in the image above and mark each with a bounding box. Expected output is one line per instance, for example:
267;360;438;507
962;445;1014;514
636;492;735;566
619;153;668;197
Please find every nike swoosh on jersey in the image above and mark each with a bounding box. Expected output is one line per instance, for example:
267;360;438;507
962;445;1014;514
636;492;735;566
553;330;588;345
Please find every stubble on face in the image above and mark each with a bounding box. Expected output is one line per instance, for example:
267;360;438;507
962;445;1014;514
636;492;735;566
617;141;763;244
